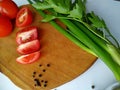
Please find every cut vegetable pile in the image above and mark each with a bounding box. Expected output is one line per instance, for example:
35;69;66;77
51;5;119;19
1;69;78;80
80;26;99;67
15;7;41;64
27;0;120;81
16;26;41;64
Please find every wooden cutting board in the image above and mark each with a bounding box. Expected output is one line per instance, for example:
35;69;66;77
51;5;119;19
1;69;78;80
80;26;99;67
0;5;97;90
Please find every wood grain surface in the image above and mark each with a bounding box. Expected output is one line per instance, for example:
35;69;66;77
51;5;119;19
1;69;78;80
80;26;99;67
0;5;97;90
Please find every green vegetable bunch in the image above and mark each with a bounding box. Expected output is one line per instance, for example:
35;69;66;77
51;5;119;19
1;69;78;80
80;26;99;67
28;0;120;81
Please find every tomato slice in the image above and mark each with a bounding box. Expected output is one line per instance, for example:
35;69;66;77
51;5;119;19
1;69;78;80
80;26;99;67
17;40;40;55
16;26;38;45
16;51;40;64
0;15;13;37
16;7;33;27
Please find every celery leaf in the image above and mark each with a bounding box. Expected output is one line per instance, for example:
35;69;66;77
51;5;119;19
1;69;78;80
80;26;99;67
88;12;106;28
68;0;86;20
32;1;52;10
46;0;71;14
42;15;56;22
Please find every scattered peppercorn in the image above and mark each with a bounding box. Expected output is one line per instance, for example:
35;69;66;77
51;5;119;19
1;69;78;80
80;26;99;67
43;69;46;72
34;79;37;81
39;74;42;77
34;78;41;86
32;63;51;88
47;64;50;67
45;81;48;83
32;71;36;77
44;84;47;87
41;80;44;82
39;64;42;67
33;71;36;74
32;75;35;78
91;85;95;89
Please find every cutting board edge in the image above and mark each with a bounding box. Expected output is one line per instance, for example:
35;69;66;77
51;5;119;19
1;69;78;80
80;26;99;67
0;63;31;89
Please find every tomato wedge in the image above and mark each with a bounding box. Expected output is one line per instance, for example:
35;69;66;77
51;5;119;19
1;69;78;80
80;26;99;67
16;26;38;45
16;7;33;27
17;39;40;55
16;51;40;64
0;15;13;37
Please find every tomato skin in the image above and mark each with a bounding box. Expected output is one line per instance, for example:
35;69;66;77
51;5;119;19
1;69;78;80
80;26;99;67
0;0;19;19
16;26;38;45
0;15;13;37
17;40;40;55
16;7;33;27
16;51;40;64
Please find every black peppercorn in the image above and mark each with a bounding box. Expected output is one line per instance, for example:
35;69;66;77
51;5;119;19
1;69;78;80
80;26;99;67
34;84;37;86
32;75;35;78
39;64;42;67
44;84;47;87
34;79;41;86
41;80;44;82
43;69;46;72
91;85;95;89
39;74;42;77
34;79;37;81
33;71;36;74
47;64;50;67
45;81;48;83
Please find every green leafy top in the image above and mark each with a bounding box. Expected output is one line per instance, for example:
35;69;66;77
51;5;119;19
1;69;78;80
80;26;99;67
32;0;119;48
88;12;106;28
32;0;72;14
68;0;86;20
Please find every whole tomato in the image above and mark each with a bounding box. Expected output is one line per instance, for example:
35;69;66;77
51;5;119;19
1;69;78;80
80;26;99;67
0;0;19;19
0;15;13;37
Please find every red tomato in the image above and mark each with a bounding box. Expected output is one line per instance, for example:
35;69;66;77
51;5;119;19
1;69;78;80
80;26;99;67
17;40;40;55
0;0;19;19
0;15;13;37
16;51;40;64
16;7;33;27
16;26;38;45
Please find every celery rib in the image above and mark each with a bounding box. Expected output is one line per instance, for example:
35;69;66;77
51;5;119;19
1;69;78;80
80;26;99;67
27;0;120;81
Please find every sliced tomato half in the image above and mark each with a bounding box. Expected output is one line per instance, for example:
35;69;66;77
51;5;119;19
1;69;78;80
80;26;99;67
16;26;38;45
17;39;40;55
16;7;33;27
16;51;40;64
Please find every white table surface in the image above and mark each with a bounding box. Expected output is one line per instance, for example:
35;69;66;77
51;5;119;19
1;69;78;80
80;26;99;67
1;0;120;90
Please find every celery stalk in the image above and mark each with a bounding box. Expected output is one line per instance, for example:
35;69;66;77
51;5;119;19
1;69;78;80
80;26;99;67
37;9;96;56
27;0;120;81
38;9;120;81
